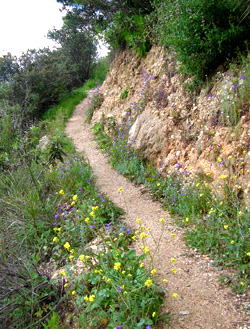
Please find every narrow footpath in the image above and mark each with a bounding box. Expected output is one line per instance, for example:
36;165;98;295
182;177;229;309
65;92;249;329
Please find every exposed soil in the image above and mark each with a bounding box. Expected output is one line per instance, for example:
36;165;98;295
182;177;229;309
65;91;250;329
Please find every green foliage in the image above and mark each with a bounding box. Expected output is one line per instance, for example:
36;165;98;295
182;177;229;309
42;312;61;329
90;56;110;83
120;85;129;99
85;86;104;123
157;0;250;79
105;12;152;56
47;10;97;87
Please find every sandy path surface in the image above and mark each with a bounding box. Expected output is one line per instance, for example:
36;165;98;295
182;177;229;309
65;92;249;329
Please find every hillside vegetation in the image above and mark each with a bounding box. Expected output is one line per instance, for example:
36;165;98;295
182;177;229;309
0;0;250;327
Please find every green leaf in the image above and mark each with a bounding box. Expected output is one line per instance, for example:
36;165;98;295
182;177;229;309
126;249;136;259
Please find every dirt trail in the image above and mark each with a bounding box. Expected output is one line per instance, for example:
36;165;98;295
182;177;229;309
65;92;249;329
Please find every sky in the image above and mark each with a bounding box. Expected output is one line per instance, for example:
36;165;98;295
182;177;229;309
0;0;108;58
0;0;64;57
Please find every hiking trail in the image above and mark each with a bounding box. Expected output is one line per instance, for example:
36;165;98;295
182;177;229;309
65;92;249;329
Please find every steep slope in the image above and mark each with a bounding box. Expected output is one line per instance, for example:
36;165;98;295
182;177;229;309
93;46;250;199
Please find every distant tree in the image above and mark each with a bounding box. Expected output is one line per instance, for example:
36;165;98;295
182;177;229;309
0;48;71;123
47;10;97;87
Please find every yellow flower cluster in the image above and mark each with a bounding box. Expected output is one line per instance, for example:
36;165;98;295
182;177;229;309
144;279;153;288
140;232;148;240
114;262;121;271
84;294;95;302
64;242;70;251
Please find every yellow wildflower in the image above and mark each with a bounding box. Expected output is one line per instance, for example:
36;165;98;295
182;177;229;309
163;279;167;283
172;268;177;274
90;211;95;218
140;263;144;268
69;255;74;261
172;293;178;298
79;255;85;262
231;240;234;245
140;232;148;240
240;282;245;286
136;218;141;223
185;217;189;222
238;211;242;216
59;189;64;195
127;274;132;277
64;242;70;251
89;295;95;302
145;279;153;288
157;183;160;187
118;187;123;193
132;235;137;241
71;201;75;206
122;271;126;274
152;312;156;317
159;218;165;223
72;291;76;296
221;175;227;179
57;228;61;232
247;252;250;257
52;237;58;243
114;262;121;271
146;227;151;232
84;296;89;301
171;233;176;238
144;246;149;254
171;258;176;263
224;225;229;230
151;269;157;275
85;217;90;223
72;195;78;201
64;283;68;288
61;270;66;276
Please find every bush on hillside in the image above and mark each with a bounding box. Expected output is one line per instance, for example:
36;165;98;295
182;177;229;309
157;0;250;79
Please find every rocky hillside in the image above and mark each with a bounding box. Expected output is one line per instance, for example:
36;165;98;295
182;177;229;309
92;46;250;200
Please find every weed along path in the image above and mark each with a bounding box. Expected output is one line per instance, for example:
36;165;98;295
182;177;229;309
65;93;248;329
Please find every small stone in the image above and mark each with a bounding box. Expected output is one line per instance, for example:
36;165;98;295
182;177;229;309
179;311;190;315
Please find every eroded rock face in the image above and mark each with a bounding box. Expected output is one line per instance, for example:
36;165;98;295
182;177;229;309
91;45;250;198
128;107;167;163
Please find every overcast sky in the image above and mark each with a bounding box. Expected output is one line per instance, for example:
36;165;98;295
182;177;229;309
0;0;64;57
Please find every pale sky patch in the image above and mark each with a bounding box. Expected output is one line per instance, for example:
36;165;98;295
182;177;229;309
0;0;64;57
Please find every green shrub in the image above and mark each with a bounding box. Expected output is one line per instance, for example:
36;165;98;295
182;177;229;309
157;0;250;79
86;88;104;123
105;12;152;56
